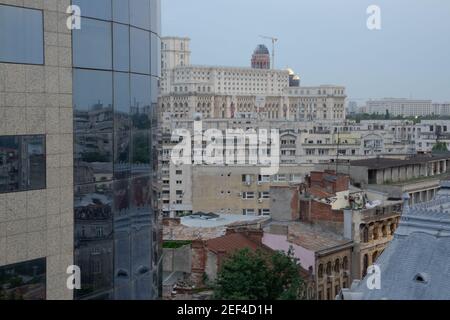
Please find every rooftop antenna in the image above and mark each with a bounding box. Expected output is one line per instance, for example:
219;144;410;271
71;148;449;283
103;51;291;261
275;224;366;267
259;35;278;69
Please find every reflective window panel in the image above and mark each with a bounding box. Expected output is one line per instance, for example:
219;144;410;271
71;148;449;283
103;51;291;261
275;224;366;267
130;28;150;74
74;133;114;185
0;5;44;64
130;0;150;30
73;0;112;21
73;18;112;70
0;258;46;300
73;69;113;133
113;0;129;24
113;24;130;72
0;135;46;194
74;182;114;299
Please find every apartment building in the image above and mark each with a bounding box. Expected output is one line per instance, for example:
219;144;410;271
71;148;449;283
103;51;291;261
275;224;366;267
1;0;162;300
320;154;450;207
365;98;433;117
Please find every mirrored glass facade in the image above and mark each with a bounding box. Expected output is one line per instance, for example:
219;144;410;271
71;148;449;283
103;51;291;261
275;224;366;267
72;0;161;300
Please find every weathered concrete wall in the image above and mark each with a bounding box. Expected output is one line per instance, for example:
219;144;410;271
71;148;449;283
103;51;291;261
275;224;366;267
270;186;299;221
204;251;218;283
163;244;192;274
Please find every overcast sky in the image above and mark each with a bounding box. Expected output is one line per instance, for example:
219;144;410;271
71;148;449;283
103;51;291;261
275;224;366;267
162;0;450;104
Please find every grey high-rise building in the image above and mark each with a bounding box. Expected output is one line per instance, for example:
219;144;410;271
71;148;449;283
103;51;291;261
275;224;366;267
0;0;161;300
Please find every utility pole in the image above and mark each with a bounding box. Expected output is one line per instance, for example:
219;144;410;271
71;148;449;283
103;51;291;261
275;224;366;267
259;35;278;69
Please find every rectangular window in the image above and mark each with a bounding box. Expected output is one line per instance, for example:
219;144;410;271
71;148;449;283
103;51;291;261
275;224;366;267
0;135;46;194
113;23;130;72
73;18;112;70
130;27;150;74
0;5;44;64
0;258;46;300
242;209;256;215
73;0;112;20
242;192;255;199
73;69;113;133
259;192;270;199
130;0;151;30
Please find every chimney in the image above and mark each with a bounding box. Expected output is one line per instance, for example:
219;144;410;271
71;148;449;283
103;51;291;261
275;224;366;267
246;229;264;244
343;209;353;240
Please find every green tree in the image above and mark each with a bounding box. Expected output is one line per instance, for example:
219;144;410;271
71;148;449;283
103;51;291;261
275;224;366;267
214;248;305;300
432;141;448;153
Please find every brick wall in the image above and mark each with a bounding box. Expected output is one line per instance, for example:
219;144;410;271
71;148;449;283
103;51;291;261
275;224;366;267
190;240;207;285
309;171;349;194
300;199;343;223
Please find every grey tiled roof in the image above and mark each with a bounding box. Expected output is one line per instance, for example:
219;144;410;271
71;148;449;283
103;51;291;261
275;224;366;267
341;191;450;300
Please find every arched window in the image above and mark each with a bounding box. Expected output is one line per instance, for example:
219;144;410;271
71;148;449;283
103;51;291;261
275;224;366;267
390;223;396;235
363;254;369;277
318;264;323;278
373;227;379;240
362;226;369;243
382;225;387;237
342;256;348;270
326;262;332;276
372;251;378;264
334;259;340;273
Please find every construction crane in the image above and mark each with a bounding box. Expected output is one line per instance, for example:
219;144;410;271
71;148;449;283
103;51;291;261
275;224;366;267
259;35;278;69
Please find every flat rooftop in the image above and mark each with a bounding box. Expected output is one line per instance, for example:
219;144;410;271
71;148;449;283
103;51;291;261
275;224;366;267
350;154;450;170
181;213;268;228
265;221;352;252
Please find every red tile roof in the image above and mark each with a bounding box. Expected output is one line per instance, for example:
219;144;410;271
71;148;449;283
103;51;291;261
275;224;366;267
206;233;262;254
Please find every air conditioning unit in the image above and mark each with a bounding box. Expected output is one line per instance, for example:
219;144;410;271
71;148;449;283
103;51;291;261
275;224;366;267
245;182;252;186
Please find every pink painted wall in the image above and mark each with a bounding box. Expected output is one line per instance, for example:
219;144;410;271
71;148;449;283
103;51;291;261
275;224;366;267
262;233;316;273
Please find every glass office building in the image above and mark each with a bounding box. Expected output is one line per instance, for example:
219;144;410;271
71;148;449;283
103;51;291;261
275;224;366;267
0;0;161;300
72;0;161;299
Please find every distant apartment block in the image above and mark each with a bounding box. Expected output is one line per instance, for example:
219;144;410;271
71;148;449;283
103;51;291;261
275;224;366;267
364;98;450;117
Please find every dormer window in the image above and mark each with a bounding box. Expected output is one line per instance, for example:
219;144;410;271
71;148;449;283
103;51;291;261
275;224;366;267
414;273;429;284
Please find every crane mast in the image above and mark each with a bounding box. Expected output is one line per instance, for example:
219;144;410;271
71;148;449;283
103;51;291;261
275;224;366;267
259;35;278;69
